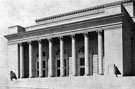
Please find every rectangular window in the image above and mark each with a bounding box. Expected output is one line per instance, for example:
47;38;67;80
56;56;69;77
64;69;66;76
37;61;39;69
64;59;66;67
37;70;39;77
43;70;45;77
57;69;60;77
43;61;45;68
78;56;85;76
36;57;48;78
80;58;85;66
57;60;60;67
80;68;85;76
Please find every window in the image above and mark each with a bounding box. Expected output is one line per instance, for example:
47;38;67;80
36;60;39;77
78;54;85;76
37;61;39;69
57;60;60;67
57;69;60;77
36;56;48;77
56;55;69;77
80;58;85;66
43;61;45;68
37;70;39;77
42;57;48;77
80;68;85;76
64;58;69;76
43;70;45;77
56;59;60;77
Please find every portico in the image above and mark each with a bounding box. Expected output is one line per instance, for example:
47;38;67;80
18;30;103;78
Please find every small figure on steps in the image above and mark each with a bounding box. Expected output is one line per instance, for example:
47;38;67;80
10;71;17;81
114;64;121;77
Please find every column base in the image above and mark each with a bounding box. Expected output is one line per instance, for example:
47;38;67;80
20;77;24;78
48;75;54;77
84;74;90;76
71;74;77;77
93;73;98;76
99;73;104;75
60;75;65;77
29;76;33;78
39;76;43;78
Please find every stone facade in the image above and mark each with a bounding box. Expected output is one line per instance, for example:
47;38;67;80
4;0;135;89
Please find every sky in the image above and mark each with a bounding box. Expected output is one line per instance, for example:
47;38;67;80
0;0;121;28
0;0;122;83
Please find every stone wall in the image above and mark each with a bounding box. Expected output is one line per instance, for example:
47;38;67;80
8;44;19;80
122;10;133;75
104;27;123;75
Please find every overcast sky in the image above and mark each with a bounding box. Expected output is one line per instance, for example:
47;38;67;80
0;0;121;29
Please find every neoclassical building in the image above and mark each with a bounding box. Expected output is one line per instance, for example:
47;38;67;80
5;0;135;89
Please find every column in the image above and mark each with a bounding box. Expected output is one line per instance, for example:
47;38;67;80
98;31;103;75
60;37;64;77
71;35;77;76
38;40;43;77
84;33;89;75
48;38;53;77
28;41;33;78
19;43;24;78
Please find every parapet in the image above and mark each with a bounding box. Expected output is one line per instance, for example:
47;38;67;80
8;25;25;35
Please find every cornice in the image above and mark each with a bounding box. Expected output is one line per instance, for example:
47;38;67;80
36;0;133;23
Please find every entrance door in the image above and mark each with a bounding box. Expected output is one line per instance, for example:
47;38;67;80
36;56;48;77
56;55;69;77
78;54;85;76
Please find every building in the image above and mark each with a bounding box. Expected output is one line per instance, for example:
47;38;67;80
4;0;135;89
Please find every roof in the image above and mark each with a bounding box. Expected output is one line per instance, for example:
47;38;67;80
35;0;134;23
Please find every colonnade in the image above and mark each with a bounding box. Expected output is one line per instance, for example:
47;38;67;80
19;31;103;78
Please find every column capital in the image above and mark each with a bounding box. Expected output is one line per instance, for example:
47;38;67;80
27;41;32;44
96;30;103;33
59;36;63;40
19;42;23;46
38;39;42;43
70;34;76;38
83;32;88;36
47;38;52;41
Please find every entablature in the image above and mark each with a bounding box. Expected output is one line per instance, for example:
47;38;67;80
7;22;122;45
5;13;124;44
5;13;123;44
